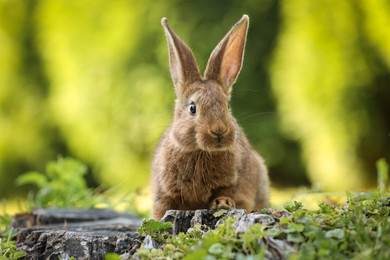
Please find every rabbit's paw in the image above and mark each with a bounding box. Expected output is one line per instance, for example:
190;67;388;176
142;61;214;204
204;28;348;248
210;196;235;210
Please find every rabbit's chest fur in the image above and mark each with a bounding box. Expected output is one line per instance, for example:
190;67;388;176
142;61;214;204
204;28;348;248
158;145;239;207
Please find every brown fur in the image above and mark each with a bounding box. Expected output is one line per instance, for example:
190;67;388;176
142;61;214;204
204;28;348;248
152;15;269;220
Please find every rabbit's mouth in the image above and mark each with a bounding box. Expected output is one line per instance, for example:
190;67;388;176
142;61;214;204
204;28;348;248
214;143;225;150
197;131;235;152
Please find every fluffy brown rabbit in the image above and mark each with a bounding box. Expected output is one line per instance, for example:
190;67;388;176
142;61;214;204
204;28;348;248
152;15;269;220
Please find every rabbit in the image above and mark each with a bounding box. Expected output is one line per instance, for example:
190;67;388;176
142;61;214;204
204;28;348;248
152;15;269;220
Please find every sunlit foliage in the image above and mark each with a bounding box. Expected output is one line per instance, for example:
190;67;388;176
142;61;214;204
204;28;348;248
0;0;389;197
271;0;390;190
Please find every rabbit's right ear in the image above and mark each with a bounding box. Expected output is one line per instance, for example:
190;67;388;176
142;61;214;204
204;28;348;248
204;15;249;94
161;18;201;98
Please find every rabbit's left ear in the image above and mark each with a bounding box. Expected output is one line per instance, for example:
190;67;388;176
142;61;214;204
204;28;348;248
204;15;249;93
161;18;201;99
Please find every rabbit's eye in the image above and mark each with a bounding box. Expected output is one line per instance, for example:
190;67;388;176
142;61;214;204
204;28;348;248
189;102;197;115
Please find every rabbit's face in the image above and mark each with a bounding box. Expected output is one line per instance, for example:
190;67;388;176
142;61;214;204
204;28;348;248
172;80;237;152
162;15;249;152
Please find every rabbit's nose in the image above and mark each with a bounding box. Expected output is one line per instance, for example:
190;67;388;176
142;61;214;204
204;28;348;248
210;128;228;142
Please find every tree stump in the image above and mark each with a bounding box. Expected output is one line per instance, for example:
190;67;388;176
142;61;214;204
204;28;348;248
159;209;295;259
13;208;142;260
13;208;295;259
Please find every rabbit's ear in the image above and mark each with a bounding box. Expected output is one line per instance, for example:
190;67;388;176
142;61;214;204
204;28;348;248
204;15;249;93
161;18;201;97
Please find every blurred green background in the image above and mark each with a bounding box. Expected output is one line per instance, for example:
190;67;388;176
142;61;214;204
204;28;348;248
1;0;389;200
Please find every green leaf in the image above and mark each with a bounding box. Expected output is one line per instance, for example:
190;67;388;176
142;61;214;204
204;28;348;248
16;172;47;188
284;201;304;212
207;243;235;258
208;243;225;256
318;248;330;257
13;252;27;259
325;228;345;240
280;217;292;225
266;227;281;238
318;202;334;214
137;218;173;236
183;248;208;260
287;233;305;243
285;223;305;233
213;209;227;217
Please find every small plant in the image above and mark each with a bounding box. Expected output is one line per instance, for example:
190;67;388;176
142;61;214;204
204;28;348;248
134;217;268;259
16;157;104;208
0;229;26;260
137;218;173;242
